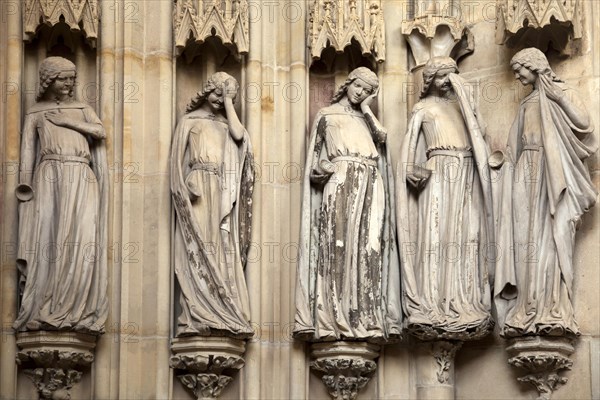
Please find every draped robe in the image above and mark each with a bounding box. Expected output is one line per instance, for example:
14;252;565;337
14;101;108;333
294;103;401;343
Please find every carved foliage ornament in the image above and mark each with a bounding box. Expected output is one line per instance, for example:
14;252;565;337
310;342;381;400
309;0;386;63
173;0;249;57
17;348;94;400
311;358;377;400
431;341;462;384
496;0;583;49
506;337;575;400
24;0;99;48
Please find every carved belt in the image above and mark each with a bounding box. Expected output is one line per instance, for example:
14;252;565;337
41;155;90;164
427;149;473;159
190;162;221;175
522;145;543;152
331;155;378;167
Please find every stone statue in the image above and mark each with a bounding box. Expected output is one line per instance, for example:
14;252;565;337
494;48;597;338
294;67;401;342
13;57;108;333
396;57;494;341
170;72;254;338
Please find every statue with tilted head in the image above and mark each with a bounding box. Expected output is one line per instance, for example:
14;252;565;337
170;72;255;338
397;57;494;341
494;48;598;338
294;67;401;343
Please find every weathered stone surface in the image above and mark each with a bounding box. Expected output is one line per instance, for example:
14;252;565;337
397;57;494;343
170;336;245;400
310;341;380;400
294;67;401;344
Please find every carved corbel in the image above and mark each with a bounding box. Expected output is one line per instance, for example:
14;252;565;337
496;0;583;53
308;0;386;65
310;342;380;400
170;337;246;399
173;0;249;61
506;336;575;400
15;331;97;400
23;0;99;48
401;1;473;69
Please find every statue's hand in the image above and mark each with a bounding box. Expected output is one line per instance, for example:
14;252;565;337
541;75;565;104
406;165;431;189
319;159;336;176
45;111;69;127
184;172;202;201
15;183;33;202
223;78;238;100
360;88;378;112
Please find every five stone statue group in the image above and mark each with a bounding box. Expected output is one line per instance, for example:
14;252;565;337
13;49;597;352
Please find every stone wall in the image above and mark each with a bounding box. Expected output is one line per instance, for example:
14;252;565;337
0;1;597;399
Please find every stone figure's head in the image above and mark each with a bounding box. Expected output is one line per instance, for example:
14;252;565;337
421;57;458;98
186;72;240;114
331;67;379;105
510;48;562;87
37;56;77;102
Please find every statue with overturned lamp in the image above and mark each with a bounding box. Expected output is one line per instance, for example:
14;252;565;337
169;72;254;399
396;57;495;398
13;56;108;400
493;48;597;400
294;67;401;400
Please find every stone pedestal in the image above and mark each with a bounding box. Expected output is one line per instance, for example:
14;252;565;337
414;340;462;400
15;331;97;400
169;336;246;400
310;341;381;400
507;336;575;400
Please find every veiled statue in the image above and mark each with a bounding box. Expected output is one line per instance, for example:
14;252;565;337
171;72;254;338
13;57;108;333
494;48;597;338
396;57;494;341
294;67;401;343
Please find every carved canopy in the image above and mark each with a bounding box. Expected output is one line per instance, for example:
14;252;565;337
401;0;473;69
23;0;99;48
308;0;386;63
173;0;249;57
496;0;583;48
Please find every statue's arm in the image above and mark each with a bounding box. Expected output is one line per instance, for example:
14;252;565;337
46;106;105;140
224;97;245;141
362;106;387;143
556;89;591;131
544;78;591;131
223;79;245;141
16;114;38;201
405;109;430;188
309;117;331;184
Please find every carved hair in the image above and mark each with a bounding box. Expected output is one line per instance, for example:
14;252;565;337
420;57;458;99
186;72;239;113
510;48;562;83
331;67;379;104
37;57;77;101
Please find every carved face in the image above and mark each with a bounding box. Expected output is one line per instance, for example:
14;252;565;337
432;68;454;94
206;88;225;112
346;78;374;105
48;71;75;99
513;65;537;86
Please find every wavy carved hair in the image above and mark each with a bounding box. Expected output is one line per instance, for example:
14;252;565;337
510;48;562;83
331;67;379;104
37;57;77;102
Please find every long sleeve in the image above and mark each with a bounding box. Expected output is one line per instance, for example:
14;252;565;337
19;114;38;188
